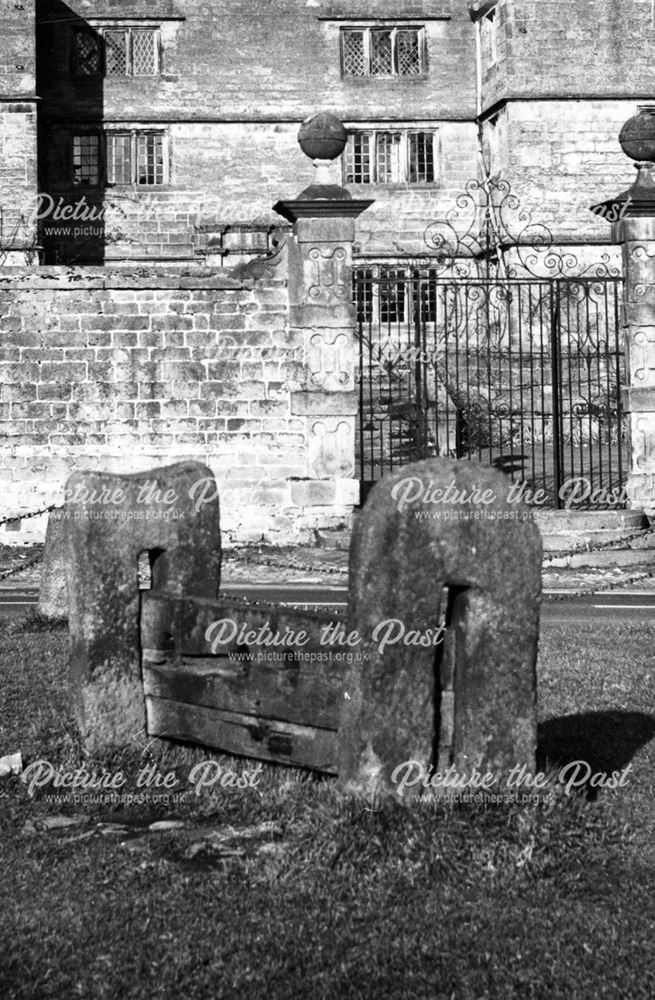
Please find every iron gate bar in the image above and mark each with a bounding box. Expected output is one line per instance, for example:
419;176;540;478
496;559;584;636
550;282;563;507
614;284;625;492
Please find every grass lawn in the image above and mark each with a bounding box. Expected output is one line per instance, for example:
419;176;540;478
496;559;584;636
1;613;655;1000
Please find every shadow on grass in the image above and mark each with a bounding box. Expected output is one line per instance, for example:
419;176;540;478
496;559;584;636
537;710;655;799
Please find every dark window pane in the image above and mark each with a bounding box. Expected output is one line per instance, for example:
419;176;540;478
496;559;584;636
380;270;406;324
409;132;435;183
397;29;421;75
136;134;164;184
73;29;102;76
72;134;100;186
371;30;393;75
345;134;372;184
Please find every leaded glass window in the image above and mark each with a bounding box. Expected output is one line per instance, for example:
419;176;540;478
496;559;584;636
341;27;425;77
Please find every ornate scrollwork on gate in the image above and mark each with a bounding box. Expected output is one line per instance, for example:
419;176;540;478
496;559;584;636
419;176;621;280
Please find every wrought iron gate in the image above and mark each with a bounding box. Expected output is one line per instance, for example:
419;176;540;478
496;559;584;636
353;176;627;510
354;268;625;509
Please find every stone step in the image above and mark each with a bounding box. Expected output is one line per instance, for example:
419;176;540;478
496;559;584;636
533;510;648;533
544;548;655;570
533;510;654;555
540;531;655;553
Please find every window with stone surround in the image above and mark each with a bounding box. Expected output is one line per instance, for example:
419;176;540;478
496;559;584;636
341;26;425;77
344;129;438;184
71;131;168;186
72;26;160;77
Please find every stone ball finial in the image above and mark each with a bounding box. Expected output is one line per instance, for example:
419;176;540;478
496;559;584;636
619;112;655;162
298;113;348;162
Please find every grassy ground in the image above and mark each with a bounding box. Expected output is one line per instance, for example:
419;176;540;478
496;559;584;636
1;613;655;1000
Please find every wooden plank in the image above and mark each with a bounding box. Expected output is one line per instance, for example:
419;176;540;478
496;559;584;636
146;696;338;774
141;590;344;660
143;651;345;730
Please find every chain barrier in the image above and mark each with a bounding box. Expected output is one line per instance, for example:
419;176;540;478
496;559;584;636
546;566;655;602
248;553;655;600
257;556;348;576
0;552;44;583
0;503;62;529
544;522;655;560
1;507;653;597
0;505;59;584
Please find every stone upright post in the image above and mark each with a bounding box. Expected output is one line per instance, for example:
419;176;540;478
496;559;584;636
621;199;655;510
593;113;655;510
274;114;373;523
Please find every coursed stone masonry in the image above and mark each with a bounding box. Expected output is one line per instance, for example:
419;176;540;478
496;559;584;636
0;248;361;544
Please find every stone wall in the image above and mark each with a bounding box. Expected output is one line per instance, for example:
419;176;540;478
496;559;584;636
16;0;655;264
0;0;38;260
0;250;358;545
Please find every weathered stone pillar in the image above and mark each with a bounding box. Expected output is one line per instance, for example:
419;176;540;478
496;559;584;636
620;204;655;508
274;114;373;522
593;114;655;509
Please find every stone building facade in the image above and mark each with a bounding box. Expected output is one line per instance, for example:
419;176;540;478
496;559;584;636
0;1;654;543
473;0;655;250
31;0;478;264
3;1;652;264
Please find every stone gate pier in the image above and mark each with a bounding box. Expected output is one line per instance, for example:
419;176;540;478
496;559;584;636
273;113;373;537
595;112;655;512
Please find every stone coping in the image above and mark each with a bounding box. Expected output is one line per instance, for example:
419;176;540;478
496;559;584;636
0;265;260;291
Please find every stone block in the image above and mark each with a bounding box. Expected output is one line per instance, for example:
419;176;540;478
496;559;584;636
623;385;655;411
308;418;355;478
295;218;357;245
338;458;541;802
290;479;337;507
64;460;221;751
38;509;69;620
291;391;357;417
335;477;360;506
306;330;356;392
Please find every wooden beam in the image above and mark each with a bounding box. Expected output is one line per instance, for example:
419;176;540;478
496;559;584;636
146;697;339;774
143;652;345;730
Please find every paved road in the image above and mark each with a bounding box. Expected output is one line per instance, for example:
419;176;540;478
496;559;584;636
2;585;655;622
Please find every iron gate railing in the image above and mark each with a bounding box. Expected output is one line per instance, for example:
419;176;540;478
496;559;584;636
354;268;626;509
